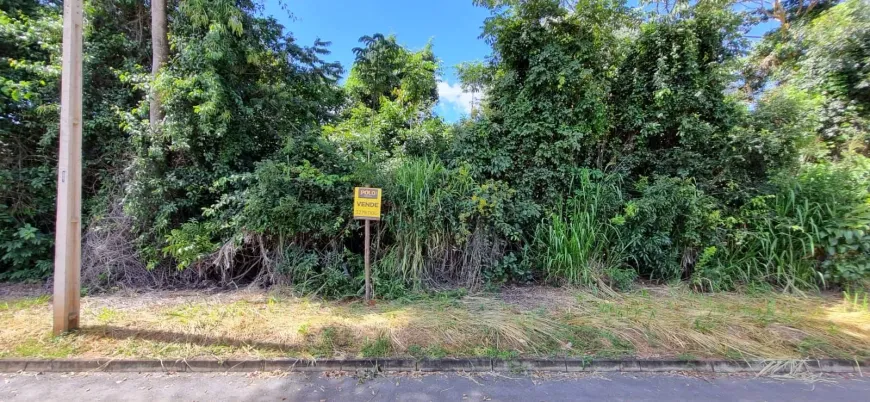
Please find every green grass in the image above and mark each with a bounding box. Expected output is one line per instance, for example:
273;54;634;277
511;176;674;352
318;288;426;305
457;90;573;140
13;335;77;358
710;177;868;293
361;334;392;357
676;352;698;361
481;347;519;360
388;157;470;288
95;307;121;324
310;326;353;357
407;344;449;359
844;289;870;312
0;295;49;311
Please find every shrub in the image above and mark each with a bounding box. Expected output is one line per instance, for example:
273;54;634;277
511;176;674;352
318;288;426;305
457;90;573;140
385;157;471;288
698;154;870;291
289;247;362;299
618;176;722;282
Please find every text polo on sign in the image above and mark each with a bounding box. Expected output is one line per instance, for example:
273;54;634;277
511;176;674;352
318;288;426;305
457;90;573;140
353;187;382;220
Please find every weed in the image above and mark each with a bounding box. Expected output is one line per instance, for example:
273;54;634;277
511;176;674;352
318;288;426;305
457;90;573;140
692;313;718;333
676;353;697;361
311;326;351;357
557;324;606;355
724;348;745;360
426;345;449;359
708;164;870;292
14;334;77;358
95;307;120;324
796;337;846;359
407;344;424;359
361;334;391;357
599;330;635;357
407;344;450;359
482;347;518;360
387;157;479;289
843;289;869;312
532;170;626;291
0;295;49;311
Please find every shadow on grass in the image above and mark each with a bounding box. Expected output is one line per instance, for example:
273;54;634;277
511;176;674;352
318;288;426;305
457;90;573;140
79;325;295;353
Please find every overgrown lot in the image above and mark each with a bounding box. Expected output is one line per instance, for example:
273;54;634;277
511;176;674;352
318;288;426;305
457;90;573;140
4;0;870;296
1;286;867;361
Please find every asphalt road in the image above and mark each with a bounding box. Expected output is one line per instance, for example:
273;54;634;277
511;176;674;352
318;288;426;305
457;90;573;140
1;371;867;401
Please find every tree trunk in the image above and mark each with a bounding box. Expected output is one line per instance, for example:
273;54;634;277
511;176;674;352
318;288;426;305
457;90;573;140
150;0;168;132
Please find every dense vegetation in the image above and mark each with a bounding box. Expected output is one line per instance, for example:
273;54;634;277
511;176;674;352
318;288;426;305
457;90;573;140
2;0;869;297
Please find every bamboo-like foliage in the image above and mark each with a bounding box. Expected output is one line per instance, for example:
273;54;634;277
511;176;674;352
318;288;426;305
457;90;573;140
533;170;629;288
386;157;475;288
704;158;870;292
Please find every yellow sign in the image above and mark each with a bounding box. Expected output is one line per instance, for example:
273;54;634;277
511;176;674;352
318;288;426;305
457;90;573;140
354;187;382;220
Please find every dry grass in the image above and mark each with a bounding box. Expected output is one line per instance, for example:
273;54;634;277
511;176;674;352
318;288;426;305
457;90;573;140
0;285;867;361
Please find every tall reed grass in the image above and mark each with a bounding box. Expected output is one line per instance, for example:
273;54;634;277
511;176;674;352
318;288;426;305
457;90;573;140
709;159;870;292
385;157;474;287
533;170;629;288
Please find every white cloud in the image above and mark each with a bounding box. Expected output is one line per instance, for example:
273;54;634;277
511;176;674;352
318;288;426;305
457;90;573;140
437;81;474;115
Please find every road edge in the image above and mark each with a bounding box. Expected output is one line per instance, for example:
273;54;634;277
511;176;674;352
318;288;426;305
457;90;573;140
0;358;865;374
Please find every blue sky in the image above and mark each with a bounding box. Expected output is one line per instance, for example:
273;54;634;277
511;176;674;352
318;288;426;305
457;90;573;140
263;0;491;122
264;0;779;122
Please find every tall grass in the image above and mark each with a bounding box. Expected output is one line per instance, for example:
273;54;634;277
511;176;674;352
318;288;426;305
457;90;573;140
711;158;870;292
747;189;825;292
386;157;474;288
706;187;824;293
533;170;629;289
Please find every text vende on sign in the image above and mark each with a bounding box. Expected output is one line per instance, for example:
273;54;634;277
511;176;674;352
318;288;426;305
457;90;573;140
353;187;382;220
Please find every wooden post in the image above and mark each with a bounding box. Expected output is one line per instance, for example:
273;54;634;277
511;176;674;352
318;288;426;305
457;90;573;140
364;219;372;301
53;0;84;335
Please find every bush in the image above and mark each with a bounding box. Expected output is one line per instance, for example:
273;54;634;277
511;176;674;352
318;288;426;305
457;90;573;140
0;222;53;281
385;157;472;288
618;176;722;282
697;154;870;291
9;0;870;297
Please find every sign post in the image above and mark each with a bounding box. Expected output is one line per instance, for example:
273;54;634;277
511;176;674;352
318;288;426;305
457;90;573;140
353;187;382;301
53;0;84;335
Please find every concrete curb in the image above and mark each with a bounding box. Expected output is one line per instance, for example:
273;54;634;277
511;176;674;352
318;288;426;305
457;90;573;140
0;358;865;374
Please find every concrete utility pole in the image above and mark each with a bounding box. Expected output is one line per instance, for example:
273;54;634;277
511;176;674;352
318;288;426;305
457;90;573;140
150;0;167;131
53;0;84;335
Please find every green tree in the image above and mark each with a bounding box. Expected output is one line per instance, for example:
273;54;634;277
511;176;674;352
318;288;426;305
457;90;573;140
795;0;870;151
1;0;151;280
0;1;61;279
456;0;629;213
610;4;751;196
744;0;868;155
329;34;443;162
126;0;344;266
455;61;491;115
349;34;404;110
